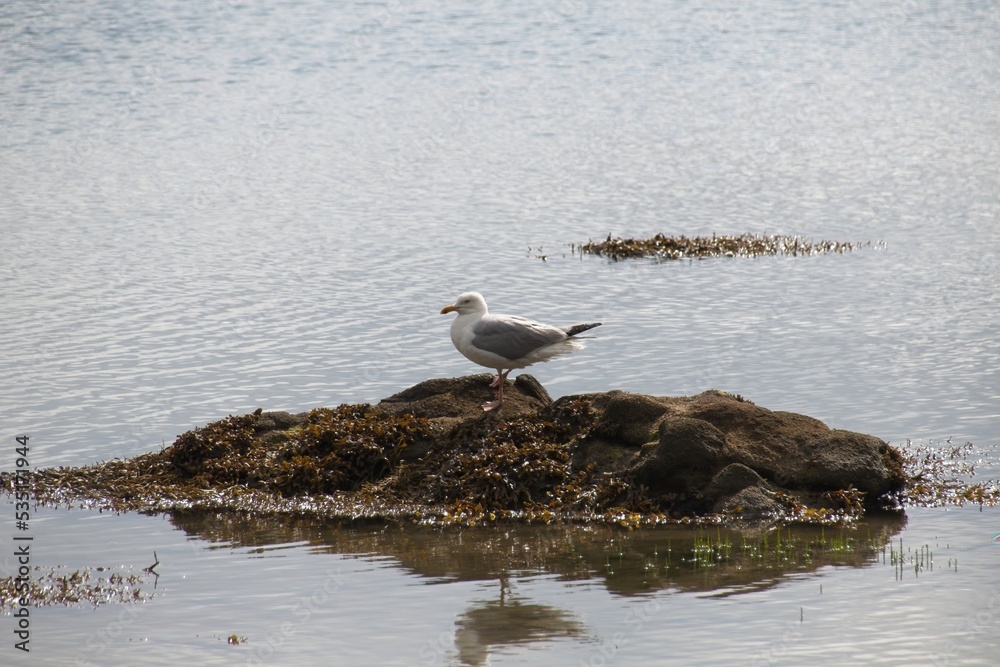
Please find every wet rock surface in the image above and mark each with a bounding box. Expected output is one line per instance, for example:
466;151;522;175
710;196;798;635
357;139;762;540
5;376;910;527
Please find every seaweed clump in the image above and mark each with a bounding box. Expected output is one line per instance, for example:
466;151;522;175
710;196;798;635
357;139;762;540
577;233;864;261
386;400;610;516
901;440;1000;508
6;405;432;514
273;405;428;495
167;406;429;494
0;398;654;527
0;566;152;609
378;400;673;527
169;410;260;478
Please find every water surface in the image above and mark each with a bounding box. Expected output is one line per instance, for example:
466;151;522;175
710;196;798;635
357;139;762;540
1;0;998;664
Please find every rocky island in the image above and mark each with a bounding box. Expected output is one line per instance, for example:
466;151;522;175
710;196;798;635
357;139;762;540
8;376;911;528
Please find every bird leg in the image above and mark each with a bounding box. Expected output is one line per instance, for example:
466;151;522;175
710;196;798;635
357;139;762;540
489;369;511;388
483;369;510;411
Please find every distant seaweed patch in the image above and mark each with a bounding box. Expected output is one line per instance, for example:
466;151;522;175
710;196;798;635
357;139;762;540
576;233;870;261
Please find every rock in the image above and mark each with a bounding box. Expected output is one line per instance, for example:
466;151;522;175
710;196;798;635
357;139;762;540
589;391;671;446
547;387;903;514
375;379;906;516
681;392;905;502
255;410;308;448
627;417;725;495
718;486;785;521
568;436;636;472
378;374;551;421
704;463;770;502
799;430;905;499
256;411;307;433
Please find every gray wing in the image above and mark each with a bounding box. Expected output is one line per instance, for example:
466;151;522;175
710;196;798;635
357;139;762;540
471;315;566;361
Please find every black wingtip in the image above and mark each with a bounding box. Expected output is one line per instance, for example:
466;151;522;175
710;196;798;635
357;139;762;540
565;322;602;337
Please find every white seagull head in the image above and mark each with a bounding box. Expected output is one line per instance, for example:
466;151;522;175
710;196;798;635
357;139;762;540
440;292;488;316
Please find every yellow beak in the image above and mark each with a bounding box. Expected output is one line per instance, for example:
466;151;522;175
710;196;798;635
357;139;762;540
440;305;458;314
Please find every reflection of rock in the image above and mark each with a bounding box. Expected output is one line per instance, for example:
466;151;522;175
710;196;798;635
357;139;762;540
20;376;906;527
163;511;908;599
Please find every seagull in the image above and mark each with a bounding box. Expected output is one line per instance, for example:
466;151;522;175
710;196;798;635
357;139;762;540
440;292;602;411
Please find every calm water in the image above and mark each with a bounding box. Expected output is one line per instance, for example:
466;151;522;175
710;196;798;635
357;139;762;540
2;0;999;664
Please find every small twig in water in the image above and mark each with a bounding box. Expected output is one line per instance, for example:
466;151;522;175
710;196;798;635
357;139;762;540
144;550;160;575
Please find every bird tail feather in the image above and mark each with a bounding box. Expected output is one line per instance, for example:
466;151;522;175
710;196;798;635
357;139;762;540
564;322;602;337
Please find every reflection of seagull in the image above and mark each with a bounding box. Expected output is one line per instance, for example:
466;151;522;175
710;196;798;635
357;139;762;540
454;598;588;667
440;292;601;411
